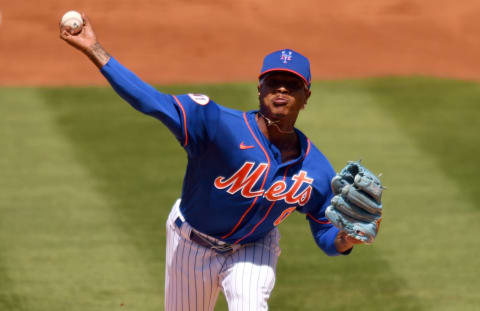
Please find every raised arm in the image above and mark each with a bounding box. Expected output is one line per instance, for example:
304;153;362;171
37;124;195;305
59;13;110;69
58;13;185;142
58;14;219;156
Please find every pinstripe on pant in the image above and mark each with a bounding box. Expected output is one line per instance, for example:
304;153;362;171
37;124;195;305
165;199;281;311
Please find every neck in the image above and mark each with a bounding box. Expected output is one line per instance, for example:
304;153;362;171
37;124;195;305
256;112;298;146
256;112;301;162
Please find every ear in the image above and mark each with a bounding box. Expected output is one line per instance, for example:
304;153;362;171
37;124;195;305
302;89;311;109
306;89;311;100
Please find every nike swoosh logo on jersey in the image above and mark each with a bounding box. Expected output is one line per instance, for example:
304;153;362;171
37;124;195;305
239;142;255;150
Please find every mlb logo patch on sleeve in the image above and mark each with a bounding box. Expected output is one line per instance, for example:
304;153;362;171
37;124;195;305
188;93;210;106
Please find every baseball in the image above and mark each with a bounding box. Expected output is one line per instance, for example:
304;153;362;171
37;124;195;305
61;10;83;35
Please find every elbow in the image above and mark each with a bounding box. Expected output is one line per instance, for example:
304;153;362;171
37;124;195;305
124;94;158;115
112;85;159;115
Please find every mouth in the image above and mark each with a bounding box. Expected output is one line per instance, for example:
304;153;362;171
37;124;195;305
272;96;289;106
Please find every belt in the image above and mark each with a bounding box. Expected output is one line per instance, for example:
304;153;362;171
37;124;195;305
174;217;238;254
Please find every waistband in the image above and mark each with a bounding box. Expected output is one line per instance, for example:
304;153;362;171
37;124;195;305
174;216;240;254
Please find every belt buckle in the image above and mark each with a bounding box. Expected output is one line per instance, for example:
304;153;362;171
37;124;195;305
211;244;234;254
212;241;241;254
197;233;235;254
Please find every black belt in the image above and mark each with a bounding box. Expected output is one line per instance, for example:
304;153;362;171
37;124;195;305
174;217;236;254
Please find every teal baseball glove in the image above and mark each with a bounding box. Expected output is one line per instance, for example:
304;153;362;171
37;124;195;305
325;161;384;244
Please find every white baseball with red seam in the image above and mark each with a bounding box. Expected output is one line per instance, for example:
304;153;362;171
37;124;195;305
61;10;83;35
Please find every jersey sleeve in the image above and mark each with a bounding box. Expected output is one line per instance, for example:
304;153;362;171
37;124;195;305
306;191;343;256
100;57;219;157
304;165;352;256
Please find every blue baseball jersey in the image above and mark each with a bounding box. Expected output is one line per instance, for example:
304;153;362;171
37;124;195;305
101;57;345;256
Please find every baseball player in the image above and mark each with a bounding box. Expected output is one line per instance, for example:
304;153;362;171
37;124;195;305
60;13;382;311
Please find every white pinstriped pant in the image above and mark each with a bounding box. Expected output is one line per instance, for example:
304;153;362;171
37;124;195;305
165;199;281;311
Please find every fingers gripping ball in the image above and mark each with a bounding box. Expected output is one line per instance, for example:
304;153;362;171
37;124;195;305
61;10;83;35
325;161;384;244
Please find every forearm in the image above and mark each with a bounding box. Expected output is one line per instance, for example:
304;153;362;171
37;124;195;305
85;42;111;69
310;221;354;256
334;231;354;253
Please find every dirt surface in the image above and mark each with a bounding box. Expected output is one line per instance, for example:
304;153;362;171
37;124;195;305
2;0;480;86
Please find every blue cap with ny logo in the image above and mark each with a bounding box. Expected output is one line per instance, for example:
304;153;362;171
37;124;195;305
259;49;311;88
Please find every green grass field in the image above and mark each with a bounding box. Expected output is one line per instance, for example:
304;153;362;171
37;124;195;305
1;77;479;310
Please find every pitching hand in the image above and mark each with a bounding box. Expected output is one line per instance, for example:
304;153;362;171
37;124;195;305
59;13;97;53
59;13;110;69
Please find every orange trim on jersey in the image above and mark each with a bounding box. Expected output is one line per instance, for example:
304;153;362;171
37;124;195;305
304;138;311;159
221;112;271;240
233;163;294;245
307;213;331;224
173;95;188;147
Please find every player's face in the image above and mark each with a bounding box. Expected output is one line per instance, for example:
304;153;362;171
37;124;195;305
258;72;311;121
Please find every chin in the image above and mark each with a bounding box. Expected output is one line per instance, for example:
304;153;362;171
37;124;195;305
269;107;290;119
260;100;290;120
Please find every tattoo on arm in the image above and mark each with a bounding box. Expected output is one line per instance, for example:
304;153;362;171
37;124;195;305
87;42;111;69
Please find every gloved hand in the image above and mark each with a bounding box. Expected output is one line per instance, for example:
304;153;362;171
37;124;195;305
325;161;384;244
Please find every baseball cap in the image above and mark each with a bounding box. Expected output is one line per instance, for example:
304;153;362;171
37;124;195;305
259;49;311;88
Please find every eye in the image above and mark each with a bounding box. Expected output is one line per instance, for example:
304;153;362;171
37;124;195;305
286;81;303;91
265;79;303;91
265;79;281;88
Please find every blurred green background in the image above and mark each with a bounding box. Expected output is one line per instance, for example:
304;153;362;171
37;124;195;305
1;78;479;310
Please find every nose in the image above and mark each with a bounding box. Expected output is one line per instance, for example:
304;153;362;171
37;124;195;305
275;85;289;94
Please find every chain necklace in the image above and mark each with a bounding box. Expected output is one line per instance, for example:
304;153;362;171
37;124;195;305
257;112;295;134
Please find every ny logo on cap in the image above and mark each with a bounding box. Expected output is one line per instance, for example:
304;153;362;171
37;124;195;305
280;50;292;64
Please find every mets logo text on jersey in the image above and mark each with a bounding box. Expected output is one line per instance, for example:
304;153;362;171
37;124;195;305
214;162;313;206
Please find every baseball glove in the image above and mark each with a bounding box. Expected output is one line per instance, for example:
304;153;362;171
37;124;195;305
325;161;383;244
